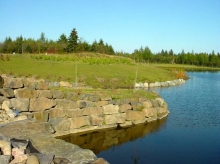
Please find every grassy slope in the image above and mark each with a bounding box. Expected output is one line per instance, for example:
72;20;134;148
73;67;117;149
0;54;176;88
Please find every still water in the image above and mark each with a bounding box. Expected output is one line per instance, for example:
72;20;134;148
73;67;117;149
61;72;220;164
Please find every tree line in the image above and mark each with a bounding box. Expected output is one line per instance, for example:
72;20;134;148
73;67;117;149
132;47;220;67
0;28;115;55
0;27;220;67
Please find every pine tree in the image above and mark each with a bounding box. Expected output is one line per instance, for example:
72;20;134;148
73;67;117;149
67;28;78;53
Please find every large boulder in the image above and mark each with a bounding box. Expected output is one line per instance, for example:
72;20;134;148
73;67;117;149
53;90;64;99
55;99;78;110
82;107;103;116
104;113;126;124
29;97;56;111
14;89;38;99
36;81;49;90
10;98;29;112
49;108;65;119
3;77;23;89
23;78;37;89
66;108;83;118
0;88;14;98
90;115;103;126
49;118;71;132
126;110;145;122
38;90;53;98
77;100;94;108
33;111;49;122
69;116;90;129
119;104;132;113
103;104;119;114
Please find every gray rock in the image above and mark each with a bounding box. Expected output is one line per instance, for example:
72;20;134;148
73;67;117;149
0;88;14;98
0;155;11;164
53;90;64;99
55;99;78;110
49;118;71;132
77;100;94;108
10;138;28;149
65;92;77;101
36;82;49;90
14;89;38;99
38;90;53;99
10;98;29;112
48;81;60;88
23;78;37;89
0;96;7;105
31;153;54;164
30;97;56;111
3;77;23;89
131;102;143;111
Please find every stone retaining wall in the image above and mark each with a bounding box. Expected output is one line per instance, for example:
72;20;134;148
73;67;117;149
0;74;170;137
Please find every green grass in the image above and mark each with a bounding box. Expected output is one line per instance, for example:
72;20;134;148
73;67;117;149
0;54;176;88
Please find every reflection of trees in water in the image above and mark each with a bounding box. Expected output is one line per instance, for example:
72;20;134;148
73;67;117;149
57;117;167;154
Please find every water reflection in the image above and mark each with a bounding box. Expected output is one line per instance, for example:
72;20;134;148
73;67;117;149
57;117;168;154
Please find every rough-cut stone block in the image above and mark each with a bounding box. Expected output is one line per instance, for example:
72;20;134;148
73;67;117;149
10;98;29;112
131;102;143;111
77;100;94;108
3;77;23;89
38;90;53;98
119;121;132;128
53;90;64;99
49;118;71;131
23;78;37;89
65;92;77;101
0;155;11;164
49;108;65;118
95;101;108;107
14;89;38;98
48;81;60;88
104;113;126;124
33;111;49;122
56;99;78;110
149;83;155;87
151;100;160;107
69;116;90;129
156;98;165;106
30;97;56;111
36;81;49;90
26;155;40;164
66;108;83;118
90;115;103;126
0;96;7;105
142;100;152;108
10;154;28;164
0;140;11;155
119;104;132;113
88;94;100;102
126;110;145;122
60;81;72;87
103;104;119;114
143;108;154;117
0;88;14;98
82;107;103;116
2;100;11;110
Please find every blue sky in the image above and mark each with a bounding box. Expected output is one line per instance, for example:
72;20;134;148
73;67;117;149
0;0;220;54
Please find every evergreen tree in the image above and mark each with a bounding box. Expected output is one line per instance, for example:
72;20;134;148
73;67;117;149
67;28;78;53
57;33;68;53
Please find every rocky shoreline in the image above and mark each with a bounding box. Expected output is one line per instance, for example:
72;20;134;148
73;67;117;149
0;75;181;164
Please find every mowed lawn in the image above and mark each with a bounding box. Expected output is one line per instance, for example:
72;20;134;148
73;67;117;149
0;54;177;88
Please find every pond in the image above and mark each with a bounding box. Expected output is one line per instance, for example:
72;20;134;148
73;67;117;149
60;72;220;164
